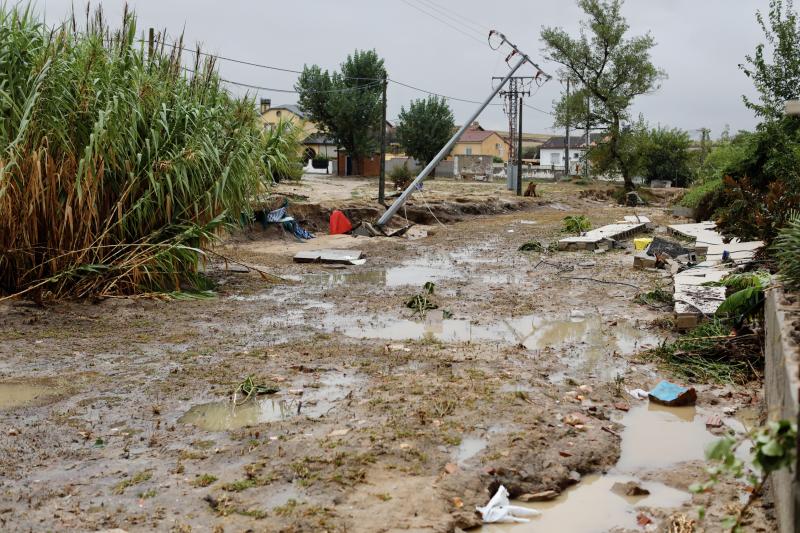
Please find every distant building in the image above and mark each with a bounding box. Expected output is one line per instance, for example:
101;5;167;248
490;131;552;157
451;123;509;161
539;133;605;169
258;99;336;159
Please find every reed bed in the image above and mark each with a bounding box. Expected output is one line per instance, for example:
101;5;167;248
0;5;288;299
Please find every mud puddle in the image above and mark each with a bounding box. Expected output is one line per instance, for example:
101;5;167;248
330;312;658;372
485;404;714;532
179;373;359;431
0;382;64;409
484;474;690;533
615;403;716;472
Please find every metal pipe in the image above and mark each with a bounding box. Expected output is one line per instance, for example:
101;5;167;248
376;54;528;227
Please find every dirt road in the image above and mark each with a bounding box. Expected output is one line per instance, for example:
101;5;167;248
0;180;768;532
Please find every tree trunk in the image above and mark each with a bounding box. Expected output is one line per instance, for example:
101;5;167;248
610;115;634;191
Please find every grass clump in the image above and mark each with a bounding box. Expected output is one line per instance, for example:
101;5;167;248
113;470;152;494
0;5;297;299
192;474;217;487
647;319;760;384
635;286;674;307
562;215;591;235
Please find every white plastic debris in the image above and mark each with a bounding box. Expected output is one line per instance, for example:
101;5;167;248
627;388;649;400
476;485;541;524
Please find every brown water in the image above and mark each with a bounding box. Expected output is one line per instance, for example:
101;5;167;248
0;383;62;409
482;404;713;532
179;373;360;431
615;403;716;472
483;474;690;533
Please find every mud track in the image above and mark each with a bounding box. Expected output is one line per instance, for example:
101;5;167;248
0;180;770;532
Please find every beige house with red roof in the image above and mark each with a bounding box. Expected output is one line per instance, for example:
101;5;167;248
450;123;509;161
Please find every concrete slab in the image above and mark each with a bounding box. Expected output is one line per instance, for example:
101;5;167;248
558;222;647;251
667;221;734;254
293;249;365;264
674;284;728;329
705;241;763;264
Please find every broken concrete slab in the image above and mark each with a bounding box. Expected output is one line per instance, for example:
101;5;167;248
633;252;657;269
558;222;648;251
293;249;365;265
705;241;764;264
674;284;728;329
667;221;734;254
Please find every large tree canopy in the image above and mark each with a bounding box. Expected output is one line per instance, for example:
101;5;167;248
296;50;385;174
741;0;800;121
541;0;665;190
396;96;455;174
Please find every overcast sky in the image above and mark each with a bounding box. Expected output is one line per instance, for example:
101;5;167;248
38;0;767;138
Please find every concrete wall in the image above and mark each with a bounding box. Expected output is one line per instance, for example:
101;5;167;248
764;287;800;533
385;157;454;177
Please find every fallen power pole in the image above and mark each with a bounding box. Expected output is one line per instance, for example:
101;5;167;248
376;32;550;227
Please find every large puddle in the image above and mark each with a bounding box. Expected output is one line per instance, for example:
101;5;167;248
0;382;63;410
484;474;690;533
483;403;715;532
329;312;659;382
179;373;359;431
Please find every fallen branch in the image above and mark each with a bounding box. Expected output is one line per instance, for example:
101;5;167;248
559;276;640;289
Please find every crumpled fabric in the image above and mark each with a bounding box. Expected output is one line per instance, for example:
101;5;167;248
476;485;541;524
266;206;288;223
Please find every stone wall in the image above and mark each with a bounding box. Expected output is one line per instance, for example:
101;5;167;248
764;287;800;533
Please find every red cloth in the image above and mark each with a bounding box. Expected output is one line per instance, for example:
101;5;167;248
329;210;353;235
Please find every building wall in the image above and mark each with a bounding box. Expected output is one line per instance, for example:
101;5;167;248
540;148;587;167
259;109;317;138
305;143;337;159
337;153;381;177
451;133;509;161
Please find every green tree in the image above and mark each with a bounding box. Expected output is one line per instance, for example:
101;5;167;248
541;0;665;190
296;50;385;175
396;96;455;175
740;0;800;120
638;127;694;187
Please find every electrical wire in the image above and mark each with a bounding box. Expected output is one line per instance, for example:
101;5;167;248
179;66;383;94
399;0;487;45
154;39;303;74
414;0;489;36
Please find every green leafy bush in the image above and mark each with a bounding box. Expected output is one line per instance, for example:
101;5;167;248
775;212;800;291
562;215;591;235
389;163;413;190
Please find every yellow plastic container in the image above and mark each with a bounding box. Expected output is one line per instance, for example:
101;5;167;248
634;237;653;251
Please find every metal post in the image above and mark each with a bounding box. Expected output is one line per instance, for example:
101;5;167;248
584;93;590;180
564;77;570;177
516;97;523;196
376;54;528;227
379;74;388;205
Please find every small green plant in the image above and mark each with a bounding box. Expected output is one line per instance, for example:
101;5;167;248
691;420;797;531
610;373;625;397
192;474;218;488
405;282;439;318
113;470;152;494
635;286;674;307
234;376;280;405
562;215;591;235
709;271;771;320
390;163;414;190
774;212;800;291
518;241;544;252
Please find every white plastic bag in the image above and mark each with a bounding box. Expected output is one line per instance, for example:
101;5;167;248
476;485;541;524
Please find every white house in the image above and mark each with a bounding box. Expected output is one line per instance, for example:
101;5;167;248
538;133;607;173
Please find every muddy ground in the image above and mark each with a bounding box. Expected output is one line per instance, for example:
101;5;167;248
0;178;771;532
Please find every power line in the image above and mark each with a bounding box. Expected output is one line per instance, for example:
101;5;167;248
155;39;303;74
398;0;487;45
179;66;383;94
414;0;489;36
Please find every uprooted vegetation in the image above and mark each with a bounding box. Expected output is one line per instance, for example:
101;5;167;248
0;6;297;300
648;270;771;383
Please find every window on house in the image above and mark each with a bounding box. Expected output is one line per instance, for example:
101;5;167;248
466;147;473;155
276;110;282;117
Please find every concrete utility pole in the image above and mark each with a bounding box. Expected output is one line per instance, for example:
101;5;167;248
493;76;533;195
517;97;523;196
584;93;590;180
564;77;570;177
378;73;388;205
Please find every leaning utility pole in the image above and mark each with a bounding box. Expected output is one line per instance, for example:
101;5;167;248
564;77;570;177
493;76;533;194
378;73;388;205
376;31;551;227
584;93;590;180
